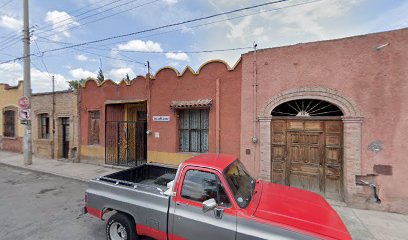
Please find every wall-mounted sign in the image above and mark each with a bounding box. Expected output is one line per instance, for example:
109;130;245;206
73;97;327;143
153;116;170;122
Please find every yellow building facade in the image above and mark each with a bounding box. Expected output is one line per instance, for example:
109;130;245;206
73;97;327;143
0;81;24;152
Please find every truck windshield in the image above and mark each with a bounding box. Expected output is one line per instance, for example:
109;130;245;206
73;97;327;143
224;160;255;208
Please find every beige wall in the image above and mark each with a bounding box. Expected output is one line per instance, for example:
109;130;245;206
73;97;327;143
31;91;79;160
0;81;24;152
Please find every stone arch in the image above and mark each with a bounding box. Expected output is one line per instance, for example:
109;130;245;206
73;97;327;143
258;87;363;203
260;87;360;118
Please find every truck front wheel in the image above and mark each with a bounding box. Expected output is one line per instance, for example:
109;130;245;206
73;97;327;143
106;212;137;240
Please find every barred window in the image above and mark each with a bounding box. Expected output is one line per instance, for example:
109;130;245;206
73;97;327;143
89;111;100;145
179;109;209;153
39;113;50;139
3;110;15;137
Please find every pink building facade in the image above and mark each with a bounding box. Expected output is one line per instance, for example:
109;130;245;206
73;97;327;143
240;28;408;213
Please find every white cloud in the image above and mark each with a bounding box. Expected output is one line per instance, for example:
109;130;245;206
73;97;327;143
31;69;68;93
0;62;68;92
0;16;22;31
226;16;252;42
253;27;264;36
45;11;79;39
69;68;97;79
163;0;178;5
106;67;135;81
76;54;88;61
114;40;163;52
165;52;190;61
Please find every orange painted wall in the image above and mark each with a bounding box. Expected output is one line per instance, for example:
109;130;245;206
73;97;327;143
148;61;242;163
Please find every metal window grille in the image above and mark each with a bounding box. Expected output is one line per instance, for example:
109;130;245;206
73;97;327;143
89;111;100;145
3;110;15;137
179;109;209;153
39;113;50;139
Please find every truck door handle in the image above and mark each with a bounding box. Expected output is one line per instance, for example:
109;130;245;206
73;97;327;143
176;202;188;206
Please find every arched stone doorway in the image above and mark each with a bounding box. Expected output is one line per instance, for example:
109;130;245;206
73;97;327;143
270;99;344;199
258;87;363;202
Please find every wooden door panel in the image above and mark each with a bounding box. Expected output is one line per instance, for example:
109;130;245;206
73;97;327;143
271;119;343;200
324;121;342;199
289;174;320;194
305;121;323;131
272;133;285;144
271;120;287;185
287;121;304;130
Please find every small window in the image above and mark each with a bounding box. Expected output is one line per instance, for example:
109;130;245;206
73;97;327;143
179;109;209;152
39;114;50;139
89;111;100;145
181;170;230;207
3;110;15;137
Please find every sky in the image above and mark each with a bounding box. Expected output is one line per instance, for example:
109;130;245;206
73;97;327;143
0;0;407;92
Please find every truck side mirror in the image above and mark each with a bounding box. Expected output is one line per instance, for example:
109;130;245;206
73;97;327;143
202;198;217;213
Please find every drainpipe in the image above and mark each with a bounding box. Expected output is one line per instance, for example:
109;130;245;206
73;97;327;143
216;78;220;153
252;42;258;174
51;75;55;159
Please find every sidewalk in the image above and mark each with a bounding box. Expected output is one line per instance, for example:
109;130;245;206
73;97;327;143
1;150;407;239
0;150;118;182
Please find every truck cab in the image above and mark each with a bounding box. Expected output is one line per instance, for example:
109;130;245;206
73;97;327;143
85;154;351;240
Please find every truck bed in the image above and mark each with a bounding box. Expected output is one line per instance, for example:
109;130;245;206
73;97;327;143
101;164;177;191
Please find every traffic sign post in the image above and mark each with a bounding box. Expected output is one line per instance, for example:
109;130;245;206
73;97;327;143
19;109;31;121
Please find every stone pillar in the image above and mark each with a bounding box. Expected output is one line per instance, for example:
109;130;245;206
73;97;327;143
259;116;272;181
342;116;364;203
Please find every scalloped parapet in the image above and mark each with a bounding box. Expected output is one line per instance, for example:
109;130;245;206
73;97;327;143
0;80;23;90
80;76;146;88
150;58;241;79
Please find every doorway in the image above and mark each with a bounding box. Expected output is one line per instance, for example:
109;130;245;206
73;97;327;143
61;117;70;158
270;99;343;200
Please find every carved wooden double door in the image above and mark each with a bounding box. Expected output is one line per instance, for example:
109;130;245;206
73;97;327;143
271;119;343;200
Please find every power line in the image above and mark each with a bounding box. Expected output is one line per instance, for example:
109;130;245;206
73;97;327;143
36;0;323;54
0;0;295;64
89;0;326;50
36;0;160;40
0;0;112;46
35;0;135;36
37;36;252;54
41;0;290;54
33;40;51;77
0;0;14;9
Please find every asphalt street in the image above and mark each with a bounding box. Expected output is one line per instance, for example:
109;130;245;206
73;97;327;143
0;165;105;240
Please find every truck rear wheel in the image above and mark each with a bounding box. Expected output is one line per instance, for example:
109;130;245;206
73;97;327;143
106;212;137;240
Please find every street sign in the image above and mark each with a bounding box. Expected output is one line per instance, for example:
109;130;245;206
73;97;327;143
20;120;29;125
18;96;30;109
19;109;31;120
153;116;170;122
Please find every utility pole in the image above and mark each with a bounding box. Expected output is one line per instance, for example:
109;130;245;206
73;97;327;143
23;0;32;165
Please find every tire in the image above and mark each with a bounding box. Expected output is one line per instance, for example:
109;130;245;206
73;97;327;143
106;212;137;240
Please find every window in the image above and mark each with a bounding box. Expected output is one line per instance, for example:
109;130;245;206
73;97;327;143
179;109;209;152
89;111;100;145
181;170;230;207
39;114;50;139
224;160;255;209
3;110;15;137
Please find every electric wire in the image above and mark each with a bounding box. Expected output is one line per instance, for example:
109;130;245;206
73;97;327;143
34;0;323;55
36;0;160;40
0;0;14;9
1;0;329;65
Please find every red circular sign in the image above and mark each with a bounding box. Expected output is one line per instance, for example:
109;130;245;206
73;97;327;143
18;96;30;109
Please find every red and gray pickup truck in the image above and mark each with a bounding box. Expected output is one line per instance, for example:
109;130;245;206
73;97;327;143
84;154;351;240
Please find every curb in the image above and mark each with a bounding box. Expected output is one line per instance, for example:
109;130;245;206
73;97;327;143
0;162;89;183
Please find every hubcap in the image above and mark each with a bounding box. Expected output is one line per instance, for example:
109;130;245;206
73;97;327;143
109;222;127;240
